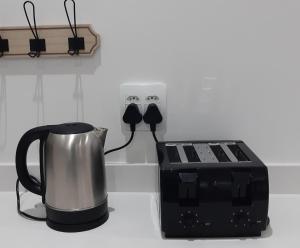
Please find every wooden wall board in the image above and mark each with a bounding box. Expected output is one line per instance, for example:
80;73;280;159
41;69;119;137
0;24;100;58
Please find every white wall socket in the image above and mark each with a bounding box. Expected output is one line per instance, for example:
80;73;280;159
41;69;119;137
120;82;167;131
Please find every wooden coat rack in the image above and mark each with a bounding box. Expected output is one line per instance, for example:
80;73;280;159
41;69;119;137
0;25;100;58
0;0;100;58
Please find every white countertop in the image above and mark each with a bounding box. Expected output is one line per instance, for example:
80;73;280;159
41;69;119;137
1;192;300;248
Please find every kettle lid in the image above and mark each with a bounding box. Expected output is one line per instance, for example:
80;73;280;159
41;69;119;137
51;122;94;135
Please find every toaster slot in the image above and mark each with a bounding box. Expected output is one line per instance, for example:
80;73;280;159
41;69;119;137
183;145;201;162
210;145;230;162
166;145;181;163
177;145;188;163
227;144;250;162
193;144;218;163
220;144;238;162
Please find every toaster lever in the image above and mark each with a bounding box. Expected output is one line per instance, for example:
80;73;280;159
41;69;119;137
178;173;198;206
231;172;252;206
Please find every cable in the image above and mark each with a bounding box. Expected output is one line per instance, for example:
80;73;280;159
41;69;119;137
152;131;158;143
104;131;135;155
103;103;141;155
143;103;162;144
16;175;46;221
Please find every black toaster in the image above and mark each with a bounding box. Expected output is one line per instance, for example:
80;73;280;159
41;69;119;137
156;140;269;238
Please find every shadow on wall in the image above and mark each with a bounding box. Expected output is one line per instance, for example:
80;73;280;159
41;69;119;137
74;74;85;122
30;72;86;126
0;51;101;155
0;50;101;75
33;74;45;126
0;75;7;151
0;50;101;125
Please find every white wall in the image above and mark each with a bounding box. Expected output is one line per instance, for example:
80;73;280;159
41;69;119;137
1;0;300;166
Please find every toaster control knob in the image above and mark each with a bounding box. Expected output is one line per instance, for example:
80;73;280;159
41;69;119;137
179;211;199;229
230;210;249;227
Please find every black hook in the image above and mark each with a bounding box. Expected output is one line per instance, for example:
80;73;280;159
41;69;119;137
0;35;9;58
64;0;85;56
23;1;46;58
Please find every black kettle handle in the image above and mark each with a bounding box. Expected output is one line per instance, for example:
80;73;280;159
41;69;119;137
15;126;51;195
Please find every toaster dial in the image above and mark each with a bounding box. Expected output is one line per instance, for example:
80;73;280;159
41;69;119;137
230;209;250;228
179;210;200;229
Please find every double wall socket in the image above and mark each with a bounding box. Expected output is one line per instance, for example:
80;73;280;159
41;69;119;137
120;82;167;131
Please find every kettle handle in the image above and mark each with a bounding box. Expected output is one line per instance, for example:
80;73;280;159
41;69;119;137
15;126;50;195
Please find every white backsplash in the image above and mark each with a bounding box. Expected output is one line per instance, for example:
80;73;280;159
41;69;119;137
0;0;300;165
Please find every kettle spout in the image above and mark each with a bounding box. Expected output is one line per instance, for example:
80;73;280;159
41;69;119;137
95;127;108;147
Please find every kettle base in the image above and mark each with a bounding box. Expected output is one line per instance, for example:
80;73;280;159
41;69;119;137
46;200;109;232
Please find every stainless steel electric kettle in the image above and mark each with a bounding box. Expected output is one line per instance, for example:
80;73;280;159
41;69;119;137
15;122;108;232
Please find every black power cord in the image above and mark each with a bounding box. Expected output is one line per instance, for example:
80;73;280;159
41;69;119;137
104;131;135;155
152;131;158;143
16;175;46;221
143;103;163;143
104;103;142;155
